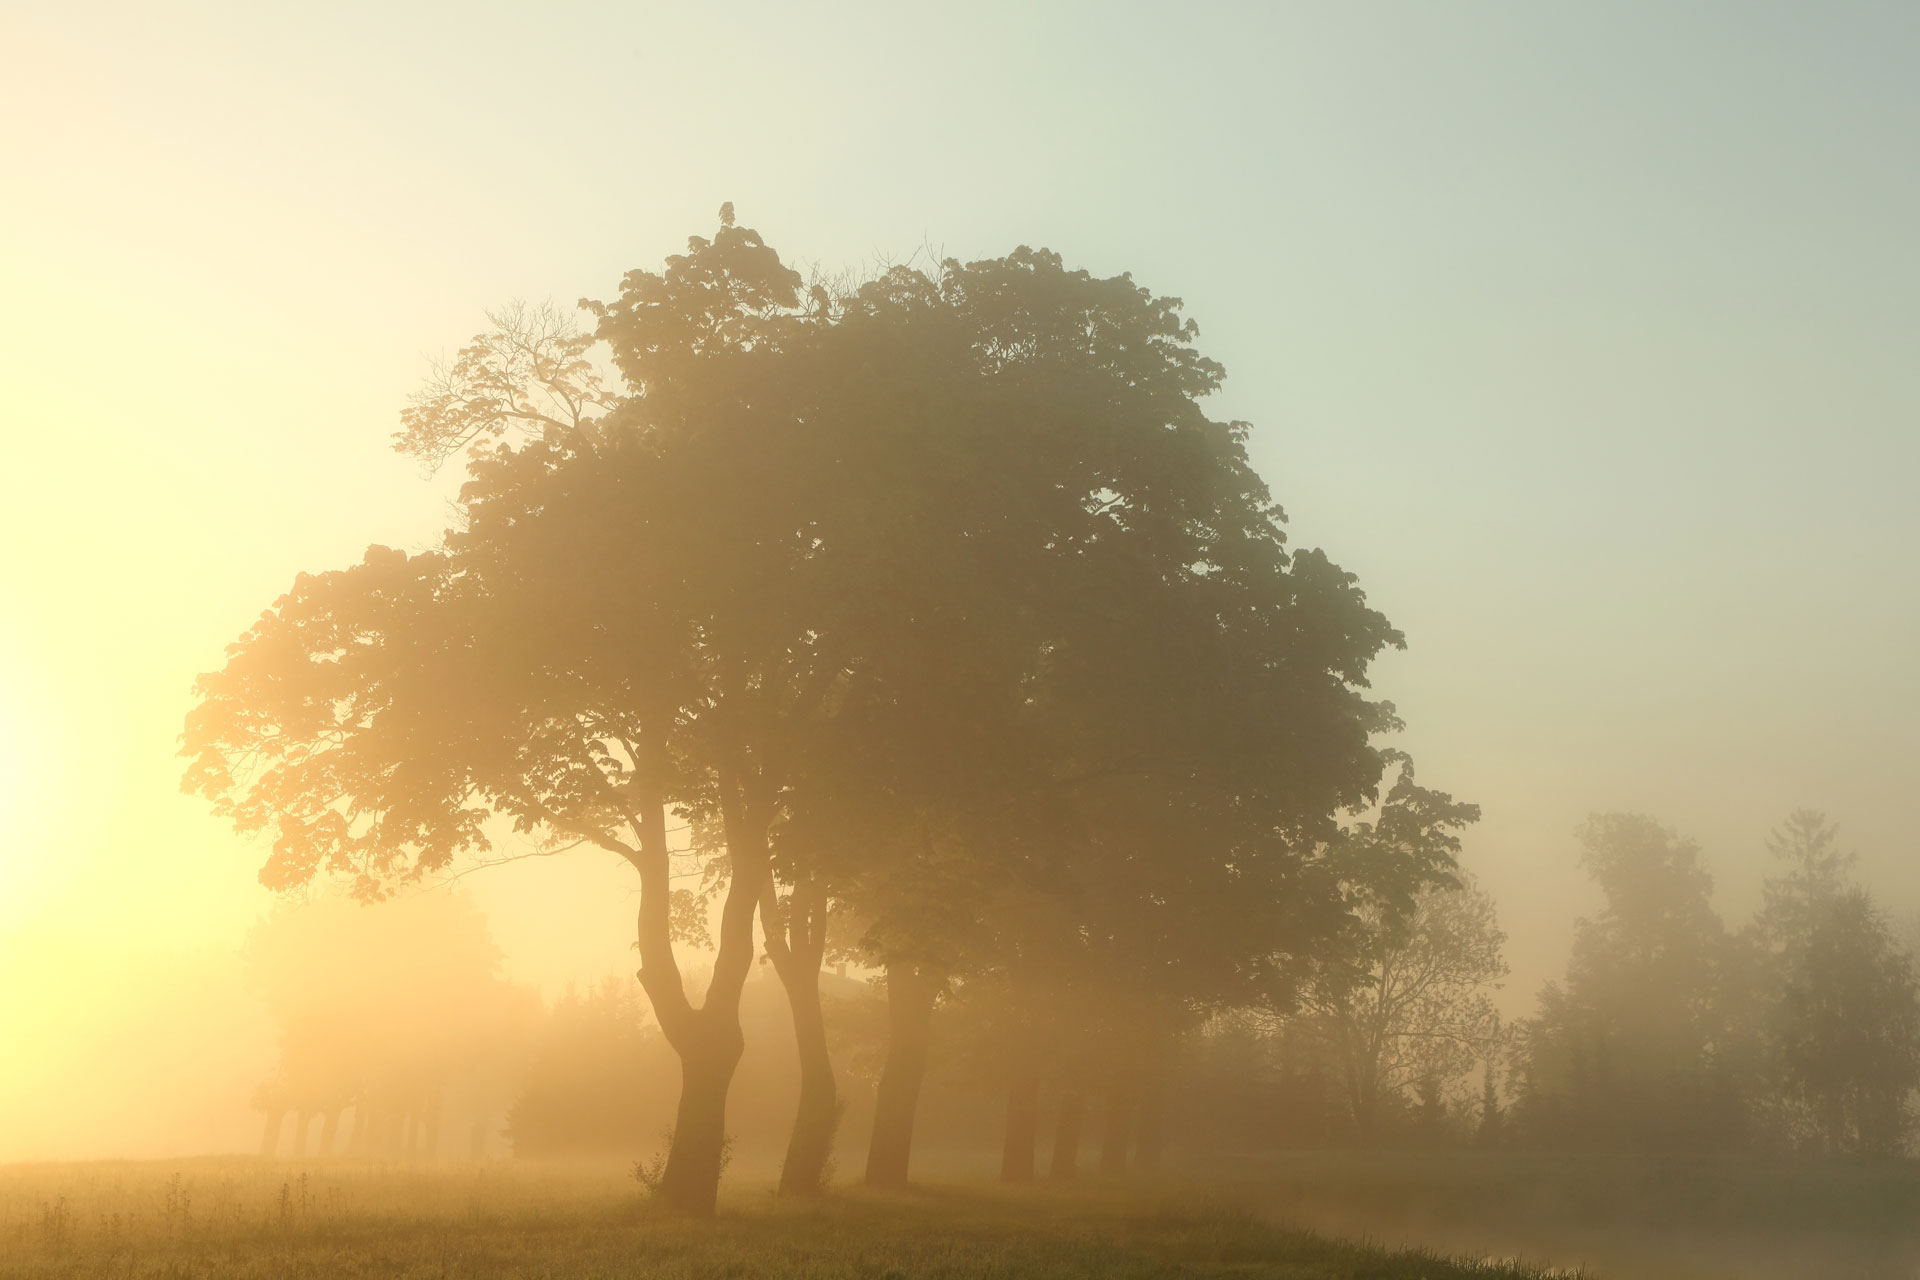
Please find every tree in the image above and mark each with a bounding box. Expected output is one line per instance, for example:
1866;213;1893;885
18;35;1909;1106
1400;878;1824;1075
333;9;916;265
1512;814;1739;1149
1296;777;1499;1140
1776;888;1920;1154
706;241;1406;1188
246;890;534;1160
187;211;841;1214
1750;812;1920;1154
187;208;1428;1207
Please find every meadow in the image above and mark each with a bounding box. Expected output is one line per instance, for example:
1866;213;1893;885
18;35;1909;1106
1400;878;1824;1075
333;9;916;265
0;1156;1561;1280
8;1151;1919;1278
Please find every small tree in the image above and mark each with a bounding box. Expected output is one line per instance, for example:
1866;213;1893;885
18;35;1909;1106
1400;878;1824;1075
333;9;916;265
1298;778;1501;1140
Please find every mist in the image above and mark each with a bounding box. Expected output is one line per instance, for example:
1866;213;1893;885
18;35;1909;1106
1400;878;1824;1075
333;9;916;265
5;4;1919;1278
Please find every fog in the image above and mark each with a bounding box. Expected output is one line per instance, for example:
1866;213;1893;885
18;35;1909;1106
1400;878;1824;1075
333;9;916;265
3;4;1918;1276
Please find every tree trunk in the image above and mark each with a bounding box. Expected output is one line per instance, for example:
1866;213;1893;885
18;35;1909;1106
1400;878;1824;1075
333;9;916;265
656;1007;746;1215
1099;1091;1133;1174
346;1102;368;1157
258;1110;284;1159
1000;1065;1039;1182
864;961;935;1187
777;965;839;1196
762;873;839;1197
1050;1089;1084;1179
627;755;771;1216
317;1108;340;1159
1134;1082;1165;1171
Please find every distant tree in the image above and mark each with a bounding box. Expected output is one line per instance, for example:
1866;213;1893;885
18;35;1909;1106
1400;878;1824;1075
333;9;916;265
1296;789;1502;1140
245;891;534;1160
1477;1058;1503;1147
1777;888;1920;1154
1747;812;1920;1154
1512;814;1740;1149
505;980;675;1157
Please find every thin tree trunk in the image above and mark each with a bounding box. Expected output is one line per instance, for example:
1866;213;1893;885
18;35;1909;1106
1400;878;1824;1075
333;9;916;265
779;969;838;1196
346;1102;368;1157
423;1089;442;1160
258;1110;284;1159
1099;1091;1133;1174
1050;1089;1085;1179
317;1108;340;1159
865;961;935;1187
1000;1060;1039;1182
1134;1081;1165;1171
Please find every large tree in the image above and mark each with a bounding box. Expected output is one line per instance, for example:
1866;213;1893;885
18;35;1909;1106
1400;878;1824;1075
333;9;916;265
187;208;1425;1207
186;211;842;1214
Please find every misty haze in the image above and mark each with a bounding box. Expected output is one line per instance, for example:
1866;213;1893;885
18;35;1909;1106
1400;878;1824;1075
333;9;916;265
3;5;1918;1280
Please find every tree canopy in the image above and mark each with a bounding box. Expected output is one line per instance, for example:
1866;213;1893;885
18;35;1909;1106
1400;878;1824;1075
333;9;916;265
185;208;1446;1210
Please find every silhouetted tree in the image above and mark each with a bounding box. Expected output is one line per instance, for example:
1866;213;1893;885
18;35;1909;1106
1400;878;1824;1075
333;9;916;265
1745;812;1920;1154
1298;822;1504;1140
1513;814;1740;1149
245;892;534;1160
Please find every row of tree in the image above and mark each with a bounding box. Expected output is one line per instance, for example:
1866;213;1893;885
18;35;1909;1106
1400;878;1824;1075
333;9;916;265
1172;809;1920;1158
235;809;1912;1170
185;209;1474;1213
1511;810;1920;1155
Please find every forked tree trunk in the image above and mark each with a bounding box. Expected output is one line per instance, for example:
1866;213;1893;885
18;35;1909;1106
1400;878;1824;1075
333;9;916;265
630;756;772;1216
762;874;839;1197
1099;1091;1133;1174
1050;1089;1085;1179
864;961;935;1187
779;965;839;1195
1000;1061;1040;1182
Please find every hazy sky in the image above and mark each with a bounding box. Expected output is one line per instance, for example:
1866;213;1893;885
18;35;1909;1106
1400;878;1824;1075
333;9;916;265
2;1;1916;1155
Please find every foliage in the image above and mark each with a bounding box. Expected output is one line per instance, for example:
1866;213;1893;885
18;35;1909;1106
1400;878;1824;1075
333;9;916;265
1733;810;1919;1153
1510;813;1743;1150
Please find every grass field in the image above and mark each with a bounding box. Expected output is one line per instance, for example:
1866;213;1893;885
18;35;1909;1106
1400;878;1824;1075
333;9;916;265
9;1152;1919;1278
0;1157;1562;1279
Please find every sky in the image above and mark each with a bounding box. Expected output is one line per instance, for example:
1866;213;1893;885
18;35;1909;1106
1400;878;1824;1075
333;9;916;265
2;1;1916;1158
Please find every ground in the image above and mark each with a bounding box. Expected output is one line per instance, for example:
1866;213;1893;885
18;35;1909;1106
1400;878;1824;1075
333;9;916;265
0;1158;1555;1279
8;1152;1920;1279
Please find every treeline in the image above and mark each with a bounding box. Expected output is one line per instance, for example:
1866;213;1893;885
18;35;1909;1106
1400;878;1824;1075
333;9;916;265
1510;809;1920;1156
187;208;1472;1213
1173;809;1920;1158
244;892;534;1160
